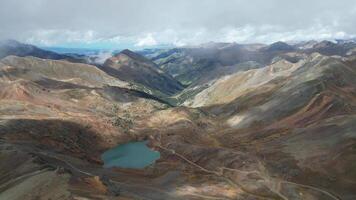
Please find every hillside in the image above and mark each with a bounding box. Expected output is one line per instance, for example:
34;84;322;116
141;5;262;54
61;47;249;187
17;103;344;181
145;41;356;87
0;56;128;88
0;41;356;200
102;49;184;97
0;40;85;62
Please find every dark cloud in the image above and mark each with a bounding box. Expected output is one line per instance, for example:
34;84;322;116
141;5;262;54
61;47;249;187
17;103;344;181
0;0;355;47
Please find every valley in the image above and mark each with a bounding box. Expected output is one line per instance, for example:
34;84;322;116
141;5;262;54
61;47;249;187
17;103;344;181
0;39;355;200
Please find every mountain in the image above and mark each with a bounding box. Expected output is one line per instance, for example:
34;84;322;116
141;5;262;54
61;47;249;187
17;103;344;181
0;56;128;88
102;49;184;97
0;50;214;199
1;41;356;200
172;61;263;105
0;40;85;62
148;42;299;86
261;41;295;51
179;52;356;199
294;40;319;49
306;40;356;56
186;52;356;119
183;58;302;107
144;40;356;87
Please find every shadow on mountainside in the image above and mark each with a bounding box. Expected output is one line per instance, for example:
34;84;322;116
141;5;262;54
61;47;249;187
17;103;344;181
0;118;108;163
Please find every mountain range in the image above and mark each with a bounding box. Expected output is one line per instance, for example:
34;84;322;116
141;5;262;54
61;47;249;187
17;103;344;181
0;39;355;200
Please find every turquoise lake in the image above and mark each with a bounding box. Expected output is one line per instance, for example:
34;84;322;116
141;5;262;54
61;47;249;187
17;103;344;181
101;141;160;169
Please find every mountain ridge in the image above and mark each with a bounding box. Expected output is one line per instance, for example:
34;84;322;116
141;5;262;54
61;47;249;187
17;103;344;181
0;40;356;199
102;49;184;98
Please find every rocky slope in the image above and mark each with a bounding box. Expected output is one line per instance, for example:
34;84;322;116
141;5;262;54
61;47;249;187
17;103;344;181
102;49;184;98
0;56;128;88
181;52;356;199
0;54;218;199
145;41;356;87
0;41;356;200
145;42;297;86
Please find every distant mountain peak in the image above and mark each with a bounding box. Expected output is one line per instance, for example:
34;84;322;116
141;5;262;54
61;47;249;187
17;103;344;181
313;40;337;49
113;49;152;64
118;49;135;55
0;39;22;46
0;40;83;62
264;41;295;51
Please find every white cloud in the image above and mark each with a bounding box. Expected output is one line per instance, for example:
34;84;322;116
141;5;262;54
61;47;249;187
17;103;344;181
91;50;114;64
1;0;356;48
21;25;356;49
223;26;255;43
219;25;356;44
25;29;98;46
135;33;157;47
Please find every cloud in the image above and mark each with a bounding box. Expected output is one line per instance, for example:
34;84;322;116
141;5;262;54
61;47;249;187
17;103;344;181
91;50;114;64
220;25;356;44
135;33;158;47
0;0;355;48
22;25;355;49
25;29;98;46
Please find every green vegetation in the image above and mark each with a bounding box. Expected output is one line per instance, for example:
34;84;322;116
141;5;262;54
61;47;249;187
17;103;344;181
111;115;133;134
111;104;133;134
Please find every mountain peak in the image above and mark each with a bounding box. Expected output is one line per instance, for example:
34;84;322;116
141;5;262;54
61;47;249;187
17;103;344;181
0;39;22;47
0;40;81;61
120;49;135;55
264;41;295;51
313;40;336;49
102;49;183;96
114;49;151;63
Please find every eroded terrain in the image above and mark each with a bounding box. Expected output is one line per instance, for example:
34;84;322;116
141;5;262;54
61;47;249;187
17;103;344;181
0;40;356;199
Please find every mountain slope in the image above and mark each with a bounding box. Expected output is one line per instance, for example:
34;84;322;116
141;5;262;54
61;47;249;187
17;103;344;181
149;42;297;86
210;54;356;199
0;40;84;62
102;49;184;97
185;53;356;123
305;40;356;56
0;56;128;88
145;40;356;87
1;42;356;200
175;52;356;199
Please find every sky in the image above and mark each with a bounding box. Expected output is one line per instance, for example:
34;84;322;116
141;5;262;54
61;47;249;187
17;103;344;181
0;0;356;49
